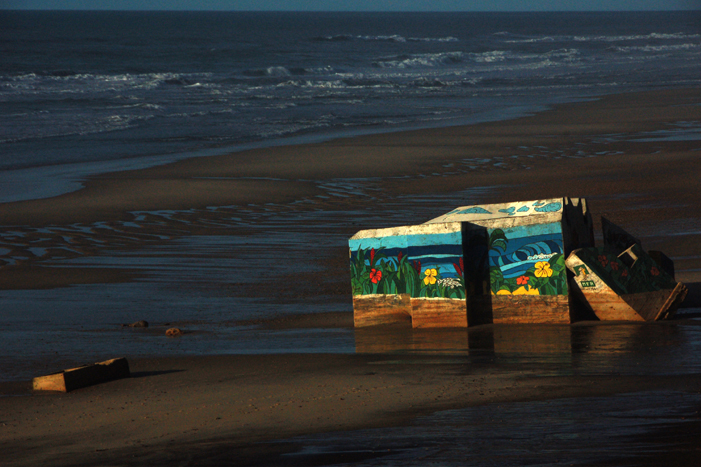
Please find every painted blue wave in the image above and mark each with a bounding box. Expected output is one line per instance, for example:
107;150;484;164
489;237;563;278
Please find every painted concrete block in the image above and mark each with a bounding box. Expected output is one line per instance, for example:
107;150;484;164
566;244;688;322
349;198;595;327
349;223;467;327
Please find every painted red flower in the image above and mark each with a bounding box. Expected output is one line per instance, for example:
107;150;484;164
370;248;376;265
453;260;464;277
621;269;628;277
370;268;382;284
610;262;619;271
397;251;403;263
517;276;530;285
651;267;660;276
598;255;609;268
412;260;421;273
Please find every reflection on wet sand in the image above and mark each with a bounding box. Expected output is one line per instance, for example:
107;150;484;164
281;390;701;467
355;321;699;374
355;322;683;354
330;321;701;467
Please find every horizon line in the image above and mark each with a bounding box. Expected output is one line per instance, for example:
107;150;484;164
3;8;700;12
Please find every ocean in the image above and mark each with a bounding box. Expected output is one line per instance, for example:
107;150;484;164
1;10;701;383
1;10;700;201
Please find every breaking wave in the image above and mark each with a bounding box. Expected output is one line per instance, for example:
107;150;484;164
4;10;700;175
314;34;458;43
503;32;701;44
612;43;701;53
574;32;701;42
0;71;212;94
374;51;467;68
372;48;579;69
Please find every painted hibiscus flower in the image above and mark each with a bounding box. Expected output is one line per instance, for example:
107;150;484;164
423;268;438;285
369;268;382;284
517;275;530;285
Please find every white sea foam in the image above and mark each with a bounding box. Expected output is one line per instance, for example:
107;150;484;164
274;79;348;89
316;34;458;43
357;34;407;42
374;51;466;68
573;32;701;42
506;32;701;44
372;48;582;70
1;72;210;95
408;36;459;42
613;43;701;53
413;77;451;87
504;36;558;43
470;50;508;63
264;66;292;77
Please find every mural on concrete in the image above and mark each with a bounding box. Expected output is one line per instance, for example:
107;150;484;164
349;223;567;299
441;200;564;220
572;246;676;295
349;231;466;299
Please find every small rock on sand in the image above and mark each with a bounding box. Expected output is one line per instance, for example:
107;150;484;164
123;320;148;328
165;328;183;337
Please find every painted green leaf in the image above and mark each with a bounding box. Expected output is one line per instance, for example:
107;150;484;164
550;254;565;271
419;284;429;298
488;229;508;253
357;249;366;267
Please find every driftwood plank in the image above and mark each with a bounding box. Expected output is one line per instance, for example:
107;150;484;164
33;358;130;392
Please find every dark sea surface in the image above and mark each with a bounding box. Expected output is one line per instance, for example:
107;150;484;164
1;11;701;387
1;10;700;201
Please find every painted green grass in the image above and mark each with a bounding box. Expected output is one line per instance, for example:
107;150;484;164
350;247;466;299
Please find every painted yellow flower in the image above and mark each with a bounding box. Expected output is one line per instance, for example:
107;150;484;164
513;285;540;295
493;286;540;296
423;268;438;285
534;261;553;278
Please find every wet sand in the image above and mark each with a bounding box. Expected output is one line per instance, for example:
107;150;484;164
3;350;701;467
1;88;701;465
1;88;701;284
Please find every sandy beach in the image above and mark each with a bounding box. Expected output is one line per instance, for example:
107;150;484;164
2;87;701;465
4;351;701;466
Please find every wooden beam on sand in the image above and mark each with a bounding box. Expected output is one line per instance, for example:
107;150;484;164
32;358;130;392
